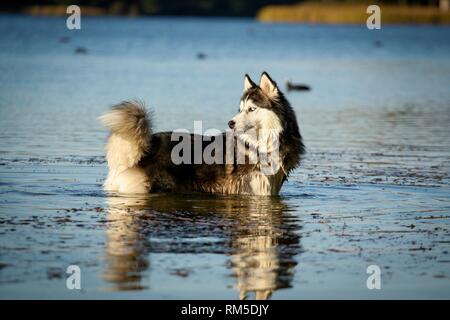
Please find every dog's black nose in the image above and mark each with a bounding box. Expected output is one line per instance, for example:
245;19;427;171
228;120;235;129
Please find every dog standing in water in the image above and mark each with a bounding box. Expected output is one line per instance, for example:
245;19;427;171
100;72;304;195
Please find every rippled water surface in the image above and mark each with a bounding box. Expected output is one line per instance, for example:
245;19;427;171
0;15;450;299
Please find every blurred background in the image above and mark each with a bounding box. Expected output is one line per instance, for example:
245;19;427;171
1;0;450;23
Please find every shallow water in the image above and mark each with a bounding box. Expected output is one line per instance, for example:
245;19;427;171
0;15;450;299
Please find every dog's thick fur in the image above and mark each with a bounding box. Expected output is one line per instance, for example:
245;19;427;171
100;72;304;195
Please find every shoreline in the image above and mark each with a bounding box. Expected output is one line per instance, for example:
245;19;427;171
1;4;450;25
257;4;450;25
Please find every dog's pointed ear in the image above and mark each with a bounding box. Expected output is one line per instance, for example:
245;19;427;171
244;74;256;92
259;71;279;99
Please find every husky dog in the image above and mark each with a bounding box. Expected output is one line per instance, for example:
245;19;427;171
100;72;304;195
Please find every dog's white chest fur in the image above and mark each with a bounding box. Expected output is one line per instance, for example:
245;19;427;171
248;170;285;195
225;169;285;196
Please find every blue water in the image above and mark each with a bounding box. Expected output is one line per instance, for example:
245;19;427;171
0;15;449;299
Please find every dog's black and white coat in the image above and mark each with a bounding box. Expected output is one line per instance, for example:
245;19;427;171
100;72;305;195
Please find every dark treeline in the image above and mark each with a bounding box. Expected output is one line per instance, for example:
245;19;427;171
0;0;445;17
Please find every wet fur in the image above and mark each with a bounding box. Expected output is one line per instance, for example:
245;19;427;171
100;72;305;195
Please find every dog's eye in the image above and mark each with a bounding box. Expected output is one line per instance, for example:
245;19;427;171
248;107;256;112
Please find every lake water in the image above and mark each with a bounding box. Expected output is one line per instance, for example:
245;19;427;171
0;15;450;299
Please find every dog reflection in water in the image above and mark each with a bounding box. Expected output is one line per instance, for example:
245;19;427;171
103;195;151;290
103;194;300;299
230;201;297;300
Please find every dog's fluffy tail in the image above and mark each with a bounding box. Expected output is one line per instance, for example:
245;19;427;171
99;101;153;171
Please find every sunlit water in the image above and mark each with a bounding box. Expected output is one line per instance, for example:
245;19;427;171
0;15;449;299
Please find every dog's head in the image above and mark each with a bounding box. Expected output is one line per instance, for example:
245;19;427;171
228;72;283;138
229;72;304;174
